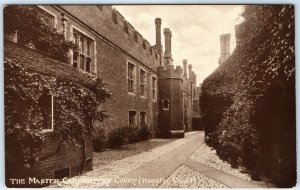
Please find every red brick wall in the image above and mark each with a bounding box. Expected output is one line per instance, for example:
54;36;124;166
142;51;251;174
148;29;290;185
36;132;93;179
45;5;160;135
158;66;184;134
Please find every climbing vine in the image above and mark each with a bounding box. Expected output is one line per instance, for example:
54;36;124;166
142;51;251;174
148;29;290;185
4;5;75;62
5;58;110;167
200;5;295;186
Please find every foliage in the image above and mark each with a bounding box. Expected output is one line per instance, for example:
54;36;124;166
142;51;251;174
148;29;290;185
5;59;110;167
123;126;141;143
107;125;151;149
138;125;151;141
107;127;127;149
200;5;295;186
92;128;106;152
4;5;75;62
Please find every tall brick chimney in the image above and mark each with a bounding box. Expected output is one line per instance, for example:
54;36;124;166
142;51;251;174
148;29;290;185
188;64;192;79
155;18;162;49
164;28;173;65
183;59;187;77
155;18;163;65
218;33;230;65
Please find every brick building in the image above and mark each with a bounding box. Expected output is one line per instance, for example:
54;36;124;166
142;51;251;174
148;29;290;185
5;5;200;183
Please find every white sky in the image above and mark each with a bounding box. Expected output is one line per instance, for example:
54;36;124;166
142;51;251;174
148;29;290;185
114;5;245;84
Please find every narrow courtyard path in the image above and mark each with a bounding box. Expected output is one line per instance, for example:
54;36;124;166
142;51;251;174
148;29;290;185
50;131;273;188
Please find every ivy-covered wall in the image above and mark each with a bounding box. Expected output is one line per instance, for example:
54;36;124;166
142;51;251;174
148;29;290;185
5;42;110;187
200;5;295;187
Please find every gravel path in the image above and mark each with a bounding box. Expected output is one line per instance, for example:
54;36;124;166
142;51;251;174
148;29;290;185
49;132;199;188
93;138;174;168
189;142;271;187
190;143;253;181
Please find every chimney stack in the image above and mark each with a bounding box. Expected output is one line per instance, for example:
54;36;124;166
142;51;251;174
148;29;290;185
155;18;161;46
155;18;163;66
183;59;187;77
219;33;230;65
188;64;192;79
164;28;173;65
155;18;162;51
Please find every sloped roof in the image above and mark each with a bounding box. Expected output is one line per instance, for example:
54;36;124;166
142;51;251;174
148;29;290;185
4;41;94;87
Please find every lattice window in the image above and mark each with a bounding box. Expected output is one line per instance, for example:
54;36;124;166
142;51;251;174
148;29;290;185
140;112;146;126
152;77;157;100
39;90;54;131
128;63;135;93
129;111;136;126
72;29;93;72
140;69;146;97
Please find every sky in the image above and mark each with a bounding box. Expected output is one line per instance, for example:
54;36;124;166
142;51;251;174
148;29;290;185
114;5;245;84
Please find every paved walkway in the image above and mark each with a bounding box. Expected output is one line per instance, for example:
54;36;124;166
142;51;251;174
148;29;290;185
50;131;270;188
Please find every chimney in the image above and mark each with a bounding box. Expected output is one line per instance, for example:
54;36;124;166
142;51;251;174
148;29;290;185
155;18;162;47
155;18;163;66
219;33;230;65
164;28;173;65
188;64;192;80
183;59;187;77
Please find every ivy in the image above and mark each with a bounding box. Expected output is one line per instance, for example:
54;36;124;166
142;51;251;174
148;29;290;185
4;5;76;62
200;5;295;185
5;58;110;167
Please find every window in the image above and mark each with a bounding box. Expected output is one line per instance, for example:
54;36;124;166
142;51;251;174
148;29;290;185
163;99;170;110
72;29;93;72
150;48;153;55
128;63;135;93
87;41;91;56
129;111;136;126
86;57;91;72
39;91;53;131
143;41;146;49
140;112;146;127
80;37;84;53
140;69;146;97
73;51;78;68
73;33;79;45
152;77;157;100
80;54;85;70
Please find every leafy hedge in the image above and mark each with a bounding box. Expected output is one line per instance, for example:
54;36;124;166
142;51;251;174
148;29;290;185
107;125;151;149
200;5;295;187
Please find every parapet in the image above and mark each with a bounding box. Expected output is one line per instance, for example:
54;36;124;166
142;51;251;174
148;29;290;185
110;7;161;64
158;65;183;79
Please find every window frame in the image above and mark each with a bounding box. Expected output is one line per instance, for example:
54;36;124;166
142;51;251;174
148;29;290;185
70;25;96;73
162;99;170;110
40;93;54;132
152;76;157;101
129;110;137;126
140;111;147;127
127;61;136;95
139;68;146;98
